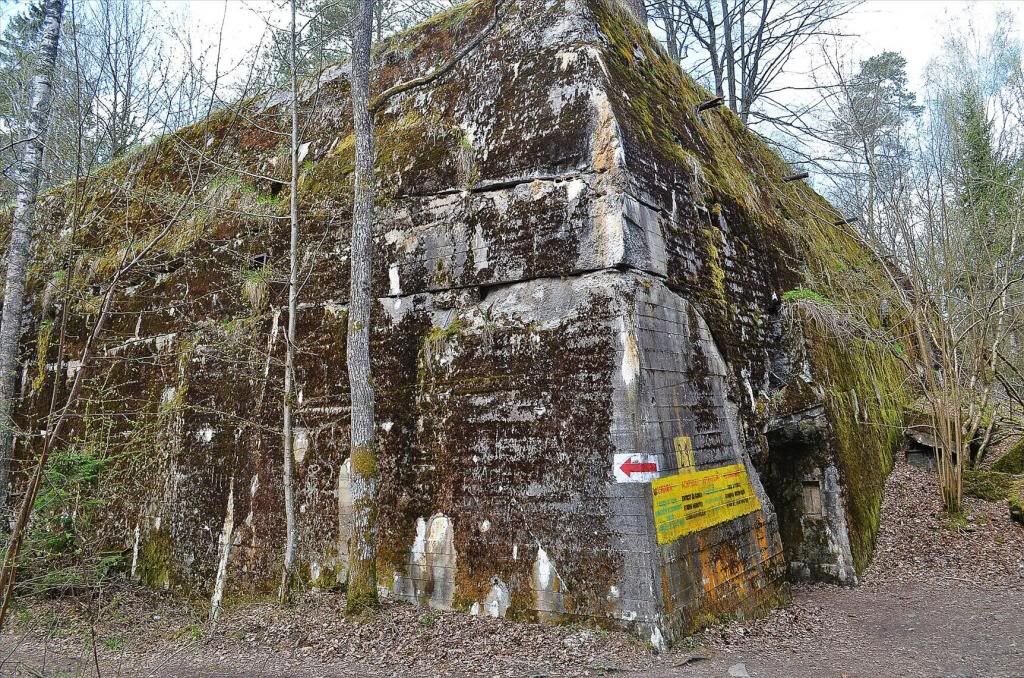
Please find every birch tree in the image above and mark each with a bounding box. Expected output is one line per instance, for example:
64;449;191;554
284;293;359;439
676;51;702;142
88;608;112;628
1;0;209;201
0;0;66;518
279;0;301;604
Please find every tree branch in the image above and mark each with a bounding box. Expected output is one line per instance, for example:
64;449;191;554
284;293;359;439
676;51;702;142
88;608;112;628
370;0;503;114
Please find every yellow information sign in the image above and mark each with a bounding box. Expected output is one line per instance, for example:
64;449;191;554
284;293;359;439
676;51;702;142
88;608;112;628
652;463;761;545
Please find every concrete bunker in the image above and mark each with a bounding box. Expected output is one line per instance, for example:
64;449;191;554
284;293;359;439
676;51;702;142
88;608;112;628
14;0;909;648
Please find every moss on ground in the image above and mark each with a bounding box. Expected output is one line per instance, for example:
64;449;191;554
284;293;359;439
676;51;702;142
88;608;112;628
963;469;1023;503
993;438;1024;474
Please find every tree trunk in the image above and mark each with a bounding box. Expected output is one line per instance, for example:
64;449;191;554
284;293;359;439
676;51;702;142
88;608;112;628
664;15;681;62
345;0;379;614
702;0;725;99
721;0;737;111
278;0;300;605
0;0;66;519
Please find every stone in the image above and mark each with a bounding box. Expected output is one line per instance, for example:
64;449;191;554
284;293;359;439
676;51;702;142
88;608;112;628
963;470;1022;503
1010;496;1024;525
728;662;751;677
993;437;1024;474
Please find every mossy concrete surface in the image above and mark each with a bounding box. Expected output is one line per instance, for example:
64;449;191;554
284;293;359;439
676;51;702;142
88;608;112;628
8;0;911;647
963;469;1024;503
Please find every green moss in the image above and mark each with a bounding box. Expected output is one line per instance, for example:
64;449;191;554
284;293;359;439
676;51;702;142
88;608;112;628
993;438;1024;474
32;320;53;393
137;528;174;590
300;134;355;200
308;552;345;591
782;288;832;305
158;384;187;418
944;510;969;530
241;264;273;311
424;318;467;344
702;226;727;305
379;0;484;56
350;444;378;477
1010;495;1024;525
963;469;1022;502
420;318;468;377
255;192;287;210
345;563;381;615
591;0;800;221
798;310;909;573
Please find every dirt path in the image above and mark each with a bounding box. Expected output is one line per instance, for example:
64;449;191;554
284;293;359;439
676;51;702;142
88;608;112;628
673;459;1024;677
2;461;1022;677
669;583;1024;678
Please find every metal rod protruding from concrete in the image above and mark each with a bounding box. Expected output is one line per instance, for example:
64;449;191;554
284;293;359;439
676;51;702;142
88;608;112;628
696;96;725;114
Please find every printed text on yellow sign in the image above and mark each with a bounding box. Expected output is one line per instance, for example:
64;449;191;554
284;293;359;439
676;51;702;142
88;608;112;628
651;463;761;545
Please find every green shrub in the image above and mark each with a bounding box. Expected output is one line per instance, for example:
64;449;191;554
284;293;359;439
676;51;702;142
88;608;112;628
22;446;124;594
782;288;832;305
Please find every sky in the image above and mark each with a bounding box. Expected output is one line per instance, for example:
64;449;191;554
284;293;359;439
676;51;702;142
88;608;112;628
845;0;1024;92
1;0;1022;106
149;0;1024;97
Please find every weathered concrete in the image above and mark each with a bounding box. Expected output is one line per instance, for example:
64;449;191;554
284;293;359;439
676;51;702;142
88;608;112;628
11;0;908;647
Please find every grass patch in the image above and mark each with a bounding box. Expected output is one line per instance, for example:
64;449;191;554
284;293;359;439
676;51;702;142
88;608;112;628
782;288;833;305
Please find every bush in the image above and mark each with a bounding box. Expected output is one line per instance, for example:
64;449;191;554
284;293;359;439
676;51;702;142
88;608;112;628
21;446;125;594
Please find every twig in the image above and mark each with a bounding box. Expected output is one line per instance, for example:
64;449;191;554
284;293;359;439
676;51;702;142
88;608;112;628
0;137;37;156
90;618;102;677
370;0;504;114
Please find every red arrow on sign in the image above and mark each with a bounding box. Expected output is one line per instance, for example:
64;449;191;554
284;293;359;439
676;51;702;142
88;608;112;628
619;457;658;477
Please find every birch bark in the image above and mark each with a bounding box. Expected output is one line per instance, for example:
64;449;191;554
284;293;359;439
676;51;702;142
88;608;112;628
0;0;66;517
279;0;300;604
